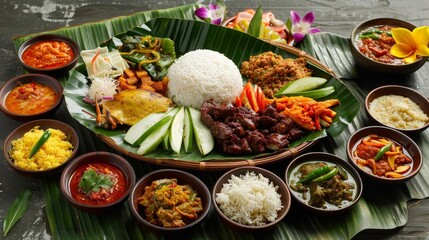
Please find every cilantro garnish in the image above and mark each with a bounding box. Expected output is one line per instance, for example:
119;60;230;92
78;168;114;195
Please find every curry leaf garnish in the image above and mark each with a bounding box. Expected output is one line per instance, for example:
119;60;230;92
3;188;32;237
78;168;114;195
247;6;263;38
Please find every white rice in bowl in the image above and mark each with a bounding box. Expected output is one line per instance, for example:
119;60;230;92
166;49;243;109
215;171;283;226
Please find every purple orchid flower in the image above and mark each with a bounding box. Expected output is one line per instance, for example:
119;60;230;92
195;3;225;25
290;10;320;42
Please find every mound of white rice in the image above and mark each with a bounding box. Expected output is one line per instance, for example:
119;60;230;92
215;171;283;226
166;49;243;109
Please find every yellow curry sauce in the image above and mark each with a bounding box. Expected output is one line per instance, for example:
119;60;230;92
5;82;58;115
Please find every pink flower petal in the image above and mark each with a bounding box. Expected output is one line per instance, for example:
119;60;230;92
293;32;306;42
302;12;315;24
195;7;210;19
208;4;218;10
308;28;320;34
290;10;301;25
211;18;222;25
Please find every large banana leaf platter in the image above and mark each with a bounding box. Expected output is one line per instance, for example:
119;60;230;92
60;18;359;170
11;3;429;240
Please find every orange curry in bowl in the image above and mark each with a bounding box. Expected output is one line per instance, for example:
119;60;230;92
351;134;413;178
5;82;58;115
355;25;404;65
21;40;75;69
69;162;128;205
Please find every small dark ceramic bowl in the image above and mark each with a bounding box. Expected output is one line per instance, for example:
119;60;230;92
346;126;422;184
213;166;290;231
350;18;427;74
0;74;63;121
365;85;429;134
129;169;211;234
3;119;79;177
60;152;136;213
17;34;79;76
285;152;362;215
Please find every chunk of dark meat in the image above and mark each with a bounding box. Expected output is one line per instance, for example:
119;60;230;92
259;116;277;129
210;122;233;140
246;130;266;153
200;100;235;121
222;138;252;155
270;117;294;134
236;107;258;130
288;127;304;141
227;121;245;137
262;103;279;118
266;133;289;151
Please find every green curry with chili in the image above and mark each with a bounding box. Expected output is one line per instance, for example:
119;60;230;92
289;161;356;209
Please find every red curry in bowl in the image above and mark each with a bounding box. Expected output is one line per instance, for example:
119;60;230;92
69;162;128;205
355;25;404;65
21;40;75;69
351;134;413;178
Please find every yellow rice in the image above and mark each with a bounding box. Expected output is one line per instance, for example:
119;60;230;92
9;126;73;171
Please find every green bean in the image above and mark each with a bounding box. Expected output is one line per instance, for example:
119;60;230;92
29;130;51;158
312;167;339;182
298;165;333;183
374;142;392;161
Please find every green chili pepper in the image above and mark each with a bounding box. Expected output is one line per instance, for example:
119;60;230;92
312;167;339;182
298;165;333;183
29;130;51;158
359;33;381;40
374;142;392;161
337;165;348;180
385;31;392;36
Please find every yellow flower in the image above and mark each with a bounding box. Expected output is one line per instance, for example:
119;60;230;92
390;26;429;64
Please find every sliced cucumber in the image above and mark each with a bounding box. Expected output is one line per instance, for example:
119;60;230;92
183;107;194;153
274;86;335;99
276;77;328;95
188;107;214;156
125;107;179;147
162;131;170;150
124;111;167;146
169;107;185;154
137;115;173;155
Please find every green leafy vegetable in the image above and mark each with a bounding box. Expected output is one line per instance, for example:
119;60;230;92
3;188;32;237
247;6;263;37
101;33;175;81
78;168;114;195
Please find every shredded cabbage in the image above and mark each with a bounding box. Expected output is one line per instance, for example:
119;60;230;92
86;77;118;102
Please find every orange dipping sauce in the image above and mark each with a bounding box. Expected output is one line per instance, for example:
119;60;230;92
22;40;74;69
5;82;58;115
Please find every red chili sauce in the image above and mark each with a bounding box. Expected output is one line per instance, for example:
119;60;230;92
22;40;74;69
355;25;404;65
5;82;58;115
69;162;127;205
352;135;413;178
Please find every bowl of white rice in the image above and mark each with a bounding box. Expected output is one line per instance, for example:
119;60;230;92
166;49;243;109
365;85;429;134
212;166;290;231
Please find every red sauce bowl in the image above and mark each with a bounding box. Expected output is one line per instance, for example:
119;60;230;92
350;18;427;75
60;152;136;213
17;34;80;77
0;74;63;121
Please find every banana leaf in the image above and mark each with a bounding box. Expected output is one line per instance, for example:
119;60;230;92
62;19;359;162
11;4;429;240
